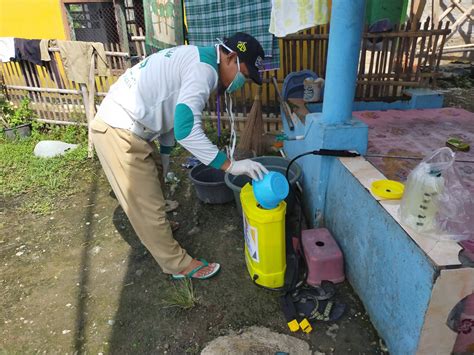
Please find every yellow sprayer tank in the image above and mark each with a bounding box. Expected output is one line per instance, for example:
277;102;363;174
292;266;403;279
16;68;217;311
240;183;286;289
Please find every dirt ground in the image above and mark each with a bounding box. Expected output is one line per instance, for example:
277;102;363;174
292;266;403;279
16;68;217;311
1;63;471;354
0;153;386;354
437;61;474;112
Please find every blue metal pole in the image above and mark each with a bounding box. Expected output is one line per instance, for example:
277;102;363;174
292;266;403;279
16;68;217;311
322;0;366;124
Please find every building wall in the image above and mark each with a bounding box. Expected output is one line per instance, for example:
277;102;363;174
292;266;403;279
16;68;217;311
0;0;67;39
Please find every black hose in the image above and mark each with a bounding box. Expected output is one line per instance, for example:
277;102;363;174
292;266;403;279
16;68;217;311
283;149;360;293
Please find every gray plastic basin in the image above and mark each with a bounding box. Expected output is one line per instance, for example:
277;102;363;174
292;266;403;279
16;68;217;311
189;164;234;204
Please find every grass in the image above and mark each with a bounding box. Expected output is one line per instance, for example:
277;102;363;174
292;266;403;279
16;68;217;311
162;278;198;310
0;125;95;214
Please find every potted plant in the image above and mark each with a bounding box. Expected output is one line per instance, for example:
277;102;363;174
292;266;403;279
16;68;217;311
1;97;34;139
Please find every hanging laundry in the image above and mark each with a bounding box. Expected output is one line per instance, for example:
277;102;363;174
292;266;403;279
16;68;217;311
54;40;109;84
39;39;51;62
269;0;329;37
0;37;15;62
184;0;280;70
14;38;42;66
143;0;185;50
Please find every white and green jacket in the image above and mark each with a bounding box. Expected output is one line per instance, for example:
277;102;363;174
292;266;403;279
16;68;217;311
96;45;227;169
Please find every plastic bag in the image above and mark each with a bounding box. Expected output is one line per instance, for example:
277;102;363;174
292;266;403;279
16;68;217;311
399;147;474;241
34;140;78;158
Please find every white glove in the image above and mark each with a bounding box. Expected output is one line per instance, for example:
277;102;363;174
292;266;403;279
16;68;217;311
161;154;170;177
226;159;269;181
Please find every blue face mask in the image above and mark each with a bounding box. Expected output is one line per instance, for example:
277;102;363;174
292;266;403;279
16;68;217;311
226;57;246;94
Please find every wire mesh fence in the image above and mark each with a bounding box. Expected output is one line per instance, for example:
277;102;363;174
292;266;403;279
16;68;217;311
65;2;120;45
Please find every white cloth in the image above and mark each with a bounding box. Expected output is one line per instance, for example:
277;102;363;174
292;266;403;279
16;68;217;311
269;0;329;38
0;37;15;62
97;45;221;166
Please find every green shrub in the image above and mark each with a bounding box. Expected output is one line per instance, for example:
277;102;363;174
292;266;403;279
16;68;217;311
33;124;88;144
1;97;35;128
203;113;231;150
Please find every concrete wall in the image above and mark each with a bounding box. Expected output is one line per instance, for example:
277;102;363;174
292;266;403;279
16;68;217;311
324;159;437;354
306;89;444;113
0;0;67;39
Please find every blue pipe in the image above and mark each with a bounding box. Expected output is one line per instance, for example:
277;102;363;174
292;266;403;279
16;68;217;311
322;0;366;124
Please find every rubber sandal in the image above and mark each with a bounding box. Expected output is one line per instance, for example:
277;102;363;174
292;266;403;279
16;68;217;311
171;258;221;280
294;292;346;322
309;300;346;322
299;281;336;301
446;137;470;152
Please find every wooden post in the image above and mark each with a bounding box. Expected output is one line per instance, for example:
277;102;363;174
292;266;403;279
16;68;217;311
114;0;130;55
79;51;96;159
410;0;427;30
87;52;96;159
432;0;440;26
79;83;91;151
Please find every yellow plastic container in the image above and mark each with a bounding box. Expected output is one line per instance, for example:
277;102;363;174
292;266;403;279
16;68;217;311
240;183;286;289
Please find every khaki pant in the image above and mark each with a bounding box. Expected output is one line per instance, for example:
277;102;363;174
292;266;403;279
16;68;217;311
90;117;192;274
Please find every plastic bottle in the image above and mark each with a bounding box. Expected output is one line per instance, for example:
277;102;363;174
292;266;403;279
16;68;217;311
400;163;444;233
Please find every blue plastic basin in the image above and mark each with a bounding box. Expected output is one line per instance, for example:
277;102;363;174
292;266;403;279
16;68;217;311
252;171;289;209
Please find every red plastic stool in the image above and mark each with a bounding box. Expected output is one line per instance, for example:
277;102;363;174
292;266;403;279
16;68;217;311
302;228;345;286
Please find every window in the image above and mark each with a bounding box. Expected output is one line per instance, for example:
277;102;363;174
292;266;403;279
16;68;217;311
65;2;119;44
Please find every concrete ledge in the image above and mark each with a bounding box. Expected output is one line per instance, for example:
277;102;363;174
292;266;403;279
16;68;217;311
324;157;473;354
339;157;463;268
